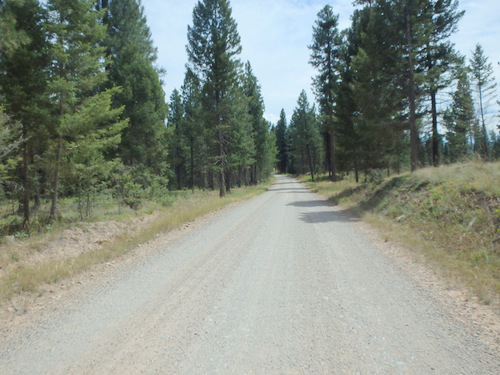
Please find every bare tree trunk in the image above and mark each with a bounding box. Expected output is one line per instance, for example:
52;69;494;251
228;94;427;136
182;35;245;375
225;168;231;193
49;135;62;222
306;145;315;182
431;89;439;167
190;139;195;192
330;129;337;181
478;84;490;160
354;149;359;183
324;132;332;178
218;128;225;198
22;126;30;231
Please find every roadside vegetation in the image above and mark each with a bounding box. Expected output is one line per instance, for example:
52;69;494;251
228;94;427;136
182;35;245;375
302;161;500;308
0;181;271;304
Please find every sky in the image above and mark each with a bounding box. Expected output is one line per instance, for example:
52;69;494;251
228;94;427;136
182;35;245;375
142;0;500;128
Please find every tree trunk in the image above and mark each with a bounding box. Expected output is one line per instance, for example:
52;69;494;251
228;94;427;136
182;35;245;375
324;132;332;178
190;139;195;192
22;126;30;231
430;89;439;167
478;84;490;160
34;180;41;210
330;129;337;181
218;128;225;198
49;135;63;222
354;148;360;183
225;168;231;193
406;0;418;172
306;145;315;182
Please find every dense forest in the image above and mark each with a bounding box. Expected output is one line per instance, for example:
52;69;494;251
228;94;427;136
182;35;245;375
1;0;499;235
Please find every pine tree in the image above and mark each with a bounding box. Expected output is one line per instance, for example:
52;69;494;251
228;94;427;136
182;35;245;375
469;44;497;159
0;0;49;228
352;0;437;172
167;89;187;190
336;26;359;181
275;109;288;173
261;124;277;180
0;0;31;53
45;0;126;222
186;0;242;197
181;69;205;191
403;0;425;172
309;5;342;181
420;0;463;166
243;62;268;184
289;91;323;181
0;110;22;198
65;88;128;219
225;79;255;190
104;0;168;176
443;64;476;162
349;4;406;175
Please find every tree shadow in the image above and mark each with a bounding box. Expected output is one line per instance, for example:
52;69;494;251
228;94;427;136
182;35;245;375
287;200;332;207
299;210;360;224
288;199;360;223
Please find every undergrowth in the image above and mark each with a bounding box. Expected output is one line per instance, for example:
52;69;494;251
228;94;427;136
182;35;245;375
303;161;500;308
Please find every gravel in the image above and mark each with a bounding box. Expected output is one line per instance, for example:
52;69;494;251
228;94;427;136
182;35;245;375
1;175;499;374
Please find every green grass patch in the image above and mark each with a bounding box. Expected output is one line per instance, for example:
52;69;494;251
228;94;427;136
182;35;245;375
303;162;500;307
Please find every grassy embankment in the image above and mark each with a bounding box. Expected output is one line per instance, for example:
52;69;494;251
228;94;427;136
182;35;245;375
0;181;272;304
302;162;500;307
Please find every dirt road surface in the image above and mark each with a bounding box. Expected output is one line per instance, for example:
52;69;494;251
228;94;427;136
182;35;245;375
1;175;499;374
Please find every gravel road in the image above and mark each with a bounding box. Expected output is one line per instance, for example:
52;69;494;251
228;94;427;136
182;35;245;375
1;175;499;374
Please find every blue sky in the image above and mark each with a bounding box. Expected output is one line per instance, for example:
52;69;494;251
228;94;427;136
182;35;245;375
143;0;500;129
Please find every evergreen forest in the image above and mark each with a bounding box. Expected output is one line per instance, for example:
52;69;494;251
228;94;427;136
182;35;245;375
1;0;499;235
277;0;500;183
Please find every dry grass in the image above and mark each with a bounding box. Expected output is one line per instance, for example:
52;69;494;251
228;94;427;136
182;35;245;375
303;162;500;308
0;181;272;303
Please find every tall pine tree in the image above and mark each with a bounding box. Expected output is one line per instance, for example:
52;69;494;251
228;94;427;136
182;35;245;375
181;69;205;191
0;0;49;228
45;0;126;222
443;62;476;162
243;62;267;184
350;3;406;175
103;0;168;179
275;109;288;174
419;0;463;166
167;89;186;190
186;0;242;197
289;91;322;181
309;5;342;181
469;44;497;160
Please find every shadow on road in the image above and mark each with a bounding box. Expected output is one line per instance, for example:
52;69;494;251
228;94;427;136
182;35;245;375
288;200;360;224
299;210;360;224
287;200;330;208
